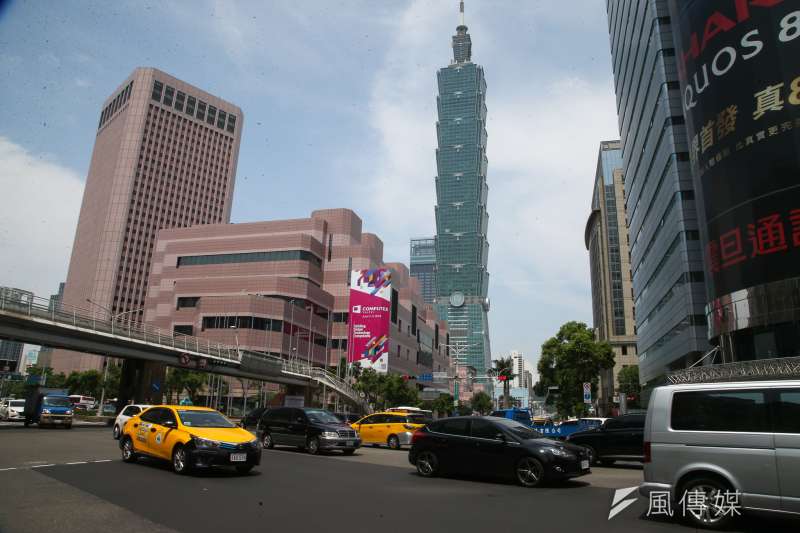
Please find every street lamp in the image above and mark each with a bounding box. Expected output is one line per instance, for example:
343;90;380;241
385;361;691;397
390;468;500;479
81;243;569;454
85;299;144;415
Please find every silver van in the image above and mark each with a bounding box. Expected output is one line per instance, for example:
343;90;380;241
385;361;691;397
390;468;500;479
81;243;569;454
641;380;800;529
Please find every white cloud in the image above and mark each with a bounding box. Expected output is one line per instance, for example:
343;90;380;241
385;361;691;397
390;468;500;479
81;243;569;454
74;78;91;88
0;137;83;297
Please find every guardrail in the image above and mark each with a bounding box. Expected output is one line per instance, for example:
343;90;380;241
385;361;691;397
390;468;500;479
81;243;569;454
0;289;240;363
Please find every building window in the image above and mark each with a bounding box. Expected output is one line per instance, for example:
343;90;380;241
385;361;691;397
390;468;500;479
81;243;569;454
177;250;322;268
196;101;206;121
175;91;185;111
206;106;217;126
622;345;628;355
173;325;194;336
152;80;163;102
217;110;227;129
186;96;196;116
176;296;200;309
227;114;236;133
163;86;174;106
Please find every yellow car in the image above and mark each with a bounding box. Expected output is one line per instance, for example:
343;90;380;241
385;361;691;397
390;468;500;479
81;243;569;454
119;405;260;475
351;410;431;449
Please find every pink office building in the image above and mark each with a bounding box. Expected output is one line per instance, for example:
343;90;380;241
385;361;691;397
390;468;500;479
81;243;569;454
52;67;242;374
144;209;451;379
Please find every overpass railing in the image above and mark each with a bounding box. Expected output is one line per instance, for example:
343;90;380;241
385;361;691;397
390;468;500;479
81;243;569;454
0;290;240;363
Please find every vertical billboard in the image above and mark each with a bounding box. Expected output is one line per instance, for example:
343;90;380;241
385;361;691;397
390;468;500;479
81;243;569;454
347;268;392;373
668;0;800;300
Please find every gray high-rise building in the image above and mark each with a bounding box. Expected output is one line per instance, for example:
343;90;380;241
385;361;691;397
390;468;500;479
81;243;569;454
434;1;491;375
606;1;709;386
410;238;437;304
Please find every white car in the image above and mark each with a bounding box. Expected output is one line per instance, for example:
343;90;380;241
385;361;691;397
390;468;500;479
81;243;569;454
0;399;26;421
112;404;151;439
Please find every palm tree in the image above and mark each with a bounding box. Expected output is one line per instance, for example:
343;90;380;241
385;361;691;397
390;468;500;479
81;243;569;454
493;357;517;409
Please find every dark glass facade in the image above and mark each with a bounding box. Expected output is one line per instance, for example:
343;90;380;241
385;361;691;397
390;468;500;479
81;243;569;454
606;0;710;384
410;238;437;304
433;18;491;374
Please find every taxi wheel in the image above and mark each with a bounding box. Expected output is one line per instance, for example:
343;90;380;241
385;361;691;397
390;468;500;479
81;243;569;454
121;437;137;463
387;435;401;450
306;437;321;455
112;425;121;440
172;445;191;475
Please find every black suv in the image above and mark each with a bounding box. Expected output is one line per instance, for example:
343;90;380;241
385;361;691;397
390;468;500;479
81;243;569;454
565;414;646;465
257;407;361;455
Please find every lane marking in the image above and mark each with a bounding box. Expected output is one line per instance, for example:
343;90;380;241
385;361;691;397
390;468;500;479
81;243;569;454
66;461;88;465
0;460;116;472
92;459;112;463
31;464;56;468
0;467;17;471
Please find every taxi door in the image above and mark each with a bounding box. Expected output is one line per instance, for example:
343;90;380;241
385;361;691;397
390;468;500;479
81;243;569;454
354;414;381;443
133;408;161;456
147;408;182;460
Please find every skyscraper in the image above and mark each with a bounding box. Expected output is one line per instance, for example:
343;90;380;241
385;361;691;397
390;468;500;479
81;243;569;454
585;141;638;412
434;1;491;375
51;67;242;375
410;237;437;304
606;1;709;386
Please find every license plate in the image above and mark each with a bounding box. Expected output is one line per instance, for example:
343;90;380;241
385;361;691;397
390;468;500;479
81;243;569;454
346;440;354;447
581;460;589;470
230;453;247;462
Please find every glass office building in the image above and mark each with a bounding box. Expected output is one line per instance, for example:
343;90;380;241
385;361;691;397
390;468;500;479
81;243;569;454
410;238;437;304
606;1;709;386
433;7;491;375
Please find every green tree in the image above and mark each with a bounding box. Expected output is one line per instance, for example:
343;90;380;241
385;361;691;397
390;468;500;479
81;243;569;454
470;391;493;415
534;321;615;417
165;368;207;404
65;370;102;397
431;393;455;417
617;365;641;408
456;401;472;416
353;368;383;407
382;374;419;408
493;357;516;409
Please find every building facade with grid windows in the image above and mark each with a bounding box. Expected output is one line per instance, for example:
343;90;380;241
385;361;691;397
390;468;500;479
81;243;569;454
606;1;709;387
433;8;491;376
410;238;437;304
51;67;242;375
585;141;638;413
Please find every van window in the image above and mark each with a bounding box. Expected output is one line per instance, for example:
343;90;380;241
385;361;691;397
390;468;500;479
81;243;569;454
773;390;800;434
671;390;769;432
122;406;140;417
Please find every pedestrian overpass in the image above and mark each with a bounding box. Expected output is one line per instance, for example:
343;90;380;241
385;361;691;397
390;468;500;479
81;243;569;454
0;288;366;410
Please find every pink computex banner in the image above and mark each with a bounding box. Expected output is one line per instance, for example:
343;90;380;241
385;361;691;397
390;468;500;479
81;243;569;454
347;268;392;373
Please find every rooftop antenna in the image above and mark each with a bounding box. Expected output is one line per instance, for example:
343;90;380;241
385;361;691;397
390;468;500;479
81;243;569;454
459;1;465;27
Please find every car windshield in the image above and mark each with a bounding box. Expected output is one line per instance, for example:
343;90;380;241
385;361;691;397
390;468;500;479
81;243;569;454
493;418;543;440
304;409;341;424
43;396;71;407
10;400;25;408
177;410;236;428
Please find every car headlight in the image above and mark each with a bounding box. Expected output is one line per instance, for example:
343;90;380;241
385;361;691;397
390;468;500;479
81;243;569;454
42;409;51;414
66;410;73;415
193;437;220;449
248;438;260;448
321;431;339;439
542;447;572;458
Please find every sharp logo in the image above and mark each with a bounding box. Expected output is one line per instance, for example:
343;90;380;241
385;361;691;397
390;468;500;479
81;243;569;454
352;305;361;313
608;486;639;520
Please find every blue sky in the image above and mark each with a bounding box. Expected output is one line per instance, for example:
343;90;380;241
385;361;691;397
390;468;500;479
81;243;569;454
0;0;621;374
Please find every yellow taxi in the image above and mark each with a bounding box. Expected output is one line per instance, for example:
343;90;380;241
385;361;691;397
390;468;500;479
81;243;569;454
119;405;260;475
351;408;432;449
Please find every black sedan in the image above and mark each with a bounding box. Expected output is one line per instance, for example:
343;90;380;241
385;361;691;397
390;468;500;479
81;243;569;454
409;416;590;487
565;414;645;465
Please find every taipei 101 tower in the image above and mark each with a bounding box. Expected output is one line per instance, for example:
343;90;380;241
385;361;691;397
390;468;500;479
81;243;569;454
433;1;491;376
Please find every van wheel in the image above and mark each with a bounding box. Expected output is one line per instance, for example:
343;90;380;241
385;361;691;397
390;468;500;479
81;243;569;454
306;437;320;455
387;434;401;450
121;437;137;463
679;476;737;530
261;432;274;449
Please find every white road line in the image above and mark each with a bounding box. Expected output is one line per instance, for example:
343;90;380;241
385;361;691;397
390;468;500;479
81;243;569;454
92;459;112;463
0;459;115;472
31;464;55;468
0;467;17;471
66;461;88;465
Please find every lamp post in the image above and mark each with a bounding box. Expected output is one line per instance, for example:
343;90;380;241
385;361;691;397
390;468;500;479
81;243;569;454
441;341;477;408
85;299;144;414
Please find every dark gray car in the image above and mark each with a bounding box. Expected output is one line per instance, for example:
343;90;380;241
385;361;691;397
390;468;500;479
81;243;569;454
257;407;361;455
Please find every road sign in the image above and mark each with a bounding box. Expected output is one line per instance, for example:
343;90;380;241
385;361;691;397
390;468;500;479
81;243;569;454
583;382;592;404
418;373;433;382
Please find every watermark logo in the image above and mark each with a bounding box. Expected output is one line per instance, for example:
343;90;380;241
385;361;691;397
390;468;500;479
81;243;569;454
608;486;638;520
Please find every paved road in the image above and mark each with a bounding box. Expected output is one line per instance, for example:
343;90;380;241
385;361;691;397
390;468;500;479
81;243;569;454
0;427;797;533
